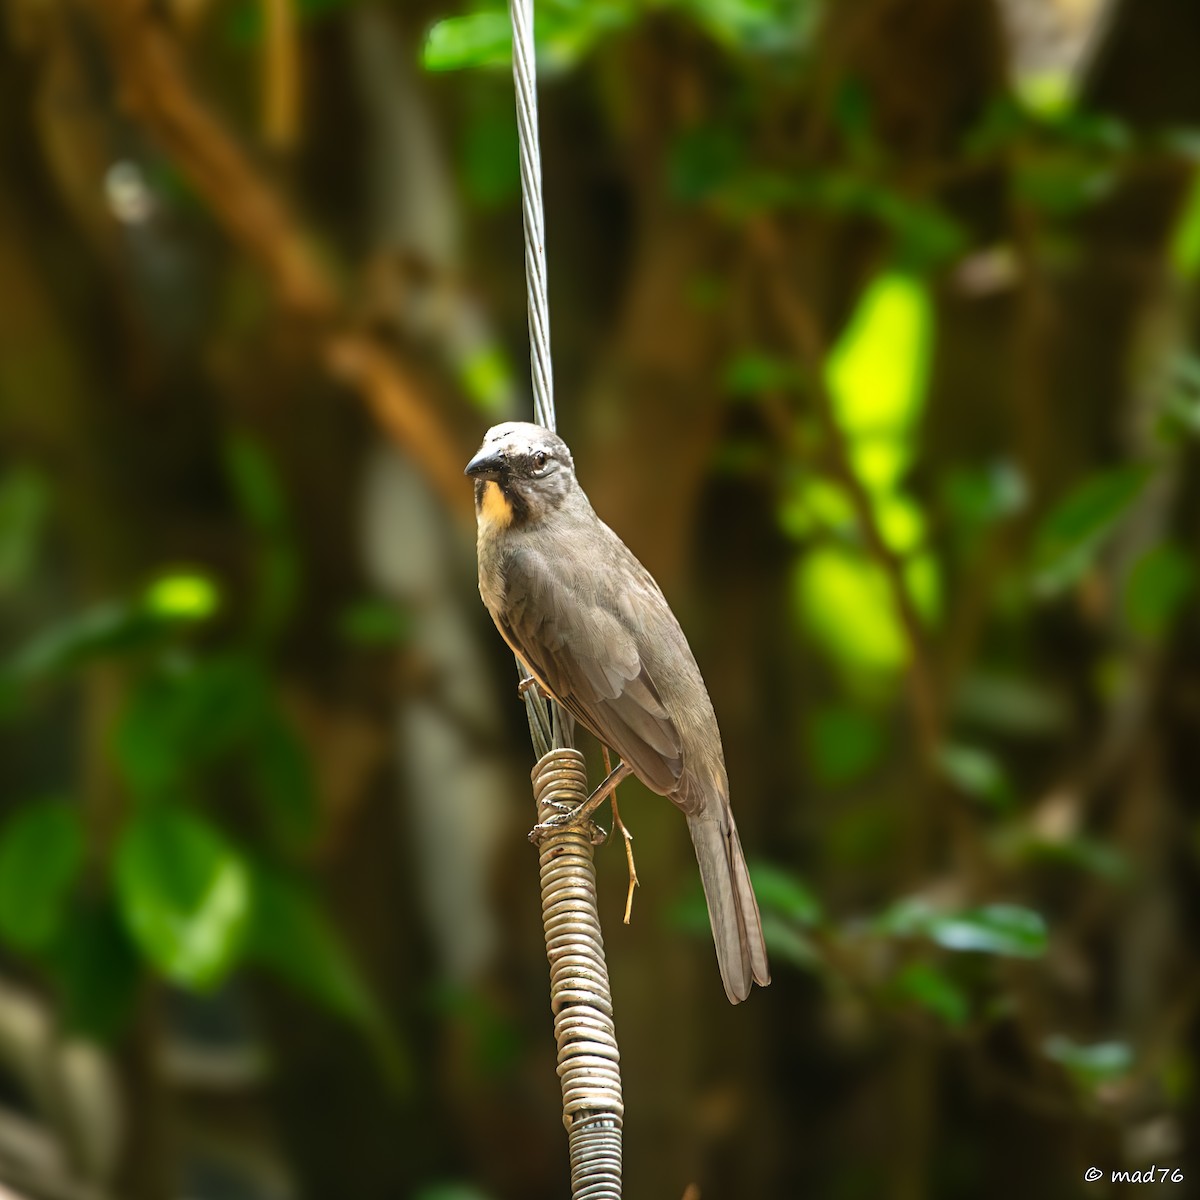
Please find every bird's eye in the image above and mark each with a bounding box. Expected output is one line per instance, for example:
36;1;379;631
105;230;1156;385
533;451;549;470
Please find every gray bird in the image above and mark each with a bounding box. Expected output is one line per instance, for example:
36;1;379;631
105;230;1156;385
466;421;770;1003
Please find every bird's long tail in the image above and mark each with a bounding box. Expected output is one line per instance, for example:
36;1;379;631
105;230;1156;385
686;808;770;1003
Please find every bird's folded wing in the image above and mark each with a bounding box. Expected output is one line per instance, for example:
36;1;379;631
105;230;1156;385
499;546;684;797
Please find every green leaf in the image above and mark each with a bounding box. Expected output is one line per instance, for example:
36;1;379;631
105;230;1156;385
249;713;319;851
246;868;374;1023
892;962;969;1028
941;461;1028;535
113;658;269;801
878;899;1048;958
760;912;821;970
224;435;298;637
937;743;1013;810
1168;169;1200;281
825;273;934;493
928;904;1047;958
336;598;410;646
1043;1035;1133;1088
0;801;85;952
246;867;410;1085
952;673;1069;737
1032;464;1153;596
224;434;287;533
805;706;886;786
46;899;142;1040
0;581;222;713
795;546;939;681
413;1185;495;1200
748;861;822;926
1020;835;1130;882
423;12;512;72
0;466;50;592
1;604;162;706
115;807;251;989
670;0;819;54
722;351;800;397
143;572;221;622
1123;543;1195;640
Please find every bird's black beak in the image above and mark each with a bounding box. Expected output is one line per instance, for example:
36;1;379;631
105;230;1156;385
465;448;505;482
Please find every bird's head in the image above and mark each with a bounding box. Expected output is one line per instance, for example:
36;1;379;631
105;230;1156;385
465;422;576;529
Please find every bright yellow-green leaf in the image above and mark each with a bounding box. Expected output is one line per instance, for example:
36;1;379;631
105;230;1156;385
1169;170;1200;281
874;492;926;554
143;573;221;622
824;273;934;479
795;547;908;674
795;543;939;682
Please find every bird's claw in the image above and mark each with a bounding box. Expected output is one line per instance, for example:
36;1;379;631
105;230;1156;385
517;676;544;700
528;808;608;846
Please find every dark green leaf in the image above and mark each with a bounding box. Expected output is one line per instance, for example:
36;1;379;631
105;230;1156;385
806;706;886;786
941;461;1028;534
760;912;821;970
336;598;410;646
224;434;287;533
722;352;800;397
878;899;1048;958
115;807;250;989
247;867;410;1085
892;962;969;1027
937;743;1013;810
246;867;373;1023
1;604;161;706
113;658;268;801
0;801;85;952
952;673;1069;737
1032;464;1153;596
927;904;1048;958
1043;1035;1132;1088
1123;543;1195;639
748;861;822;926
461;89;521;207
47;899;142;1041
413;1185;495;1200
669;0;819;54
0;466;50;592
1020;835;1130;881
249;713;319;851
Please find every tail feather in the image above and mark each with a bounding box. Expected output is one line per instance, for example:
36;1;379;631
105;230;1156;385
686;810;770;1003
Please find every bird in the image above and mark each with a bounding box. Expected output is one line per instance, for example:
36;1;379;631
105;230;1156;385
466;420;770;1003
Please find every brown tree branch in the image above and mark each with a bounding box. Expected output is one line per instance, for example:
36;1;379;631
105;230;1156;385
89;0;471;519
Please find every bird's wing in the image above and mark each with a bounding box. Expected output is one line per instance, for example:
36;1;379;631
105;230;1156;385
498;544;685;799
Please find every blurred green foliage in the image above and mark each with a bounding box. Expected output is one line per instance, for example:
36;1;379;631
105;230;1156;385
0;440;391;1061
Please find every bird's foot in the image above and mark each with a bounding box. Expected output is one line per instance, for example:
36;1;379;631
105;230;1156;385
527;759;633;846
528;807;608;846
517;676;544;700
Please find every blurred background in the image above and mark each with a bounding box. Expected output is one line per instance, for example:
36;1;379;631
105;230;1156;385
2;0;1200;1196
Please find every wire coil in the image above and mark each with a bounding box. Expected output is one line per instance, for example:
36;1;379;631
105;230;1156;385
531;748;623;1198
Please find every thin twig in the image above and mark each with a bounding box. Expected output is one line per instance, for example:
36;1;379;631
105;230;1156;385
602;745;639;923
261;0;300;151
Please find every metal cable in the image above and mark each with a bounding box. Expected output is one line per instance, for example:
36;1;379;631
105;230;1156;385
509;0;555;432
507;6;622;1190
